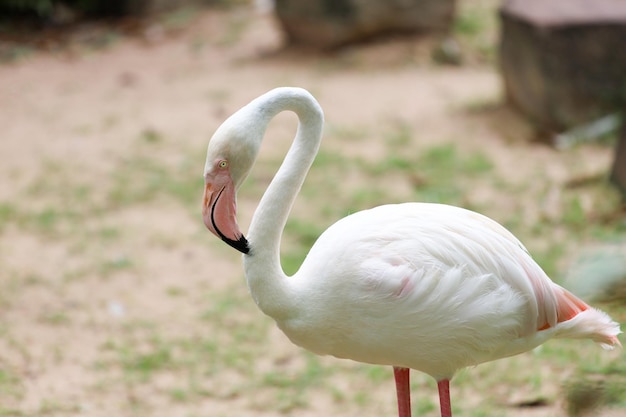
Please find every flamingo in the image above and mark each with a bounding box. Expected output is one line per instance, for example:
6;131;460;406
201;87;621;417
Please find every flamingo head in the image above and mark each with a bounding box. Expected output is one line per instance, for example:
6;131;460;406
202;107;264;254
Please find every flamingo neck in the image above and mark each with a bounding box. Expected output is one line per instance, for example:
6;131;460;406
243;88;324;319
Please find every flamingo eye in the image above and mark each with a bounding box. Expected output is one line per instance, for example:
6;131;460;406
218;160;228;169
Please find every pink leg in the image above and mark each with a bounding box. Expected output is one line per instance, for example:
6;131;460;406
437;379;452;417
393;367;411;417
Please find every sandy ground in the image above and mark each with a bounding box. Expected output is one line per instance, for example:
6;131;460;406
0;3;622;417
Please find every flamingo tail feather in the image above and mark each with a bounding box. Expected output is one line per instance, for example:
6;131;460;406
553;307;622;349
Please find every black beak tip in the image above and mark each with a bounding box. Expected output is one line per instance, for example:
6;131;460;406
223;234;250;254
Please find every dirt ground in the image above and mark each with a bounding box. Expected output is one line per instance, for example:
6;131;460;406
0;3;623;417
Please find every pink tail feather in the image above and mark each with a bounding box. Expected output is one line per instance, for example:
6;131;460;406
550;287;621;349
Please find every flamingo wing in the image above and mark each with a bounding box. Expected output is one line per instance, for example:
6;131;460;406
313;203;555;332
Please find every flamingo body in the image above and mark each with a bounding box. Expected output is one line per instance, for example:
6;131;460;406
275;202;616;380
202;87;621;417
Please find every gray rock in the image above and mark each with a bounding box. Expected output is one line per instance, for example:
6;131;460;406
499;0;626;134
274;0;456;49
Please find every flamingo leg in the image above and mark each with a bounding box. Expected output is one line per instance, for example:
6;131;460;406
393;367;411;417
437;379;452;417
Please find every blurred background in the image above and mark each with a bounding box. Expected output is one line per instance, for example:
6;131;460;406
0;0;624;416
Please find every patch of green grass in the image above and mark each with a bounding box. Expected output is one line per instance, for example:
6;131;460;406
348;187;391;209
379;155;414;172
325;123;369;142
0;44;35;64
420;142;493;175
165;167;204;210
159;6;199;32
467;409;492;417
463;151;494;174
121;344;173;380
452;0;499;63
282;218;327;275
97;226;122;241
312;149;351;170
99;255;134;276
0;369;23;402
33;208;60;233
454;8;486;36
361;365;389;384
579;354;626;377
561;196;587;228
140;128;163;144
399;143;493;205
385;120;413;149
106;158;166;207
414;183;464;205
2;162;99;239
37;399;82;415
0;408;24;416
272;390;309;413
215;12;250;47
168;387;191;402
105;148;203;214
39;311;70;326
200;290;245;322
352;390;369;407
96;297;272;406
281;251;307;277
166;286;186;297
0;202;17;232
362;142;492;184
285;218;324;248
415;396;437;414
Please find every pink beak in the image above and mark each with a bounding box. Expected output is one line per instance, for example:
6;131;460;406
202;179;249;254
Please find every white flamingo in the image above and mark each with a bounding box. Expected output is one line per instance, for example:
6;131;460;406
201;87;621;417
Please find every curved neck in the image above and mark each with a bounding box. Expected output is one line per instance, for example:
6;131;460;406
243;89;324;319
